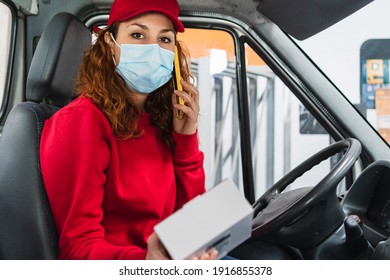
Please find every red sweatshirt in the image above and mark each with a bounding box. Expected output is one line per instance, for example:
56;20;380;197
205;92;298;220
40;96;205;259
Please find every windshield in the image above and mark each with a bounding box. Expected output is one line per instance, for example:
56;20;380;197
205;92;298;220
295;0;390;144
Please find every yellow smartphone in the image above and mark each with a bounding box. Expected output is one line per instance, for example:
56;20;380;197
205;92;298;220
173;45;185;119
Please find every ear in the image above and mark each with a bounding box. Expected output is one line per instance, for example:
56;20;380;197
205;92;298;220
104;32;115;53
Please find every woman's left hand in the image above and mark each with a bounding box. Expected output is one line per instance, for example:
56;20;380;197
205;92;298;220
172;80;200;135
146;232;171;260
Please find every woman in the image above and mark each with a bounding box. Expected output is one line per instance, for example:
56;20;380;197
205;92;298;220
40;0;216;260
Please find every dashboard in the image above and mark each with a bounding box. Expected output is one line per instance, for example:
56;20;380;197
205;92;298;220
343;160;390;245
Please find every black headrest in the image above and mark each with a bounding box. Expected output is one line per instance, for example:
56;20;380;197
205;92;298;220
26;12;91;107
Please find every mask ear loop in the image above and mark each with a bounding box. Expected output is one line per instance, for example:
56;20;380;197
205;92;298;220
112;55;117;66
110;33;120;66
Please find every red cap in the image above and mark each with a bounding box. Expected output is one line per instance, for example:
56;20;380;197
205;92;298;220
107;0;185;32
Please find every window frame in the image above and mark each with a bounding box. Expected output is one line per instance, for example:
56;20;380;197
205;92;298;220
179;14;361;198
0;0;17;123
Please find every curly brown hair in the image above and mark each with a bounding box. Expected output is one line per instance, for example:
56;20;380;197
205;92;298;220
75;22;193;150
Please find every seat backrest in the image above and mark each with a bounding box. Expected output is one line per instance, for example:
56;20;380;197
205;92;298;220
0;12;91;259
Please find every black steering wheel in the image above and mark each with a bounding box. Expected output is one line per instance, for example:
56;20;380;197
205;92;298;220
251;138;361;248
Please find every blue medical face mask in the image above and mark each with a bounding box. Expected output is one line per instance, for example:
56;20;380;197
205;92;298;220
110;33;174;94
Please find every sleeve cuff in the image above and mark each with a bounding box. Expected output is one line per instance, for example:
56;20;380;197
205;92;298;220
172;130;200;158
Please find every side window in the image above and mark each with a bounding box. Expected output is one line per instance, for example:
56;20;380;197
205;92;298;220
0;2;13;114
178;29;243;191
179;27;343;199
179;28;342;199
244;43;339;198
